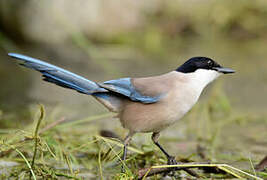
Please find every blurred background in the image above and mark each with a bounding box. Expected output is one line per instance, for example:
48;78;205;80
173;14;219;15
0;0;266;176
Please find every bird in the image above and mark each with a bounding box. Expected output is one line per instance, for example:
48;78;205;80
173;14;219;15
8;53;235;169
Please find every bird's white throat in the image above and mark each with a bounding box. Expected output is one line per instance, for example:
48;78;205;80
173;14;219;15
190;69;221;90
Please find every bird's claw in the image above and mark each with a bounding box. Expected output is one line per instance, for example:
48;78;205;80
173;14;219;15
167;156;177;165
166;156;199;177
121;166;125;173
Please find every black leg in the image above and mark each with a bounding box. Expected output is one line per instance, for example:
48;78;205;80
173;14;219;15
152;132;199;177
152;132;177;165
122;142;128;161
121;132;134;173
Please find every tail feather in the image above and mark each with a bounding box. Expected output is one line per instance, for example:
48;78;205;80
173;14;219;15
41;72;89;94
8;53;108;94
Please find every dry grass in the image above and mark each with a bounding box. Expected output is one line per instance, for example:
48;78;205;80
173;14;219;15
0;86;266;179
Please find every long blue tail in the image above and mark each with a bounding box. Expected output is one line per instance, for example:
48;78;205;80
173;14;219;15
8;53;108;95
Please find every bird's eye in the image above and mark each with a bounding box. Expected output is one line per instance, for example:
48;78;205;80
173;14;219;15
207;60;213;67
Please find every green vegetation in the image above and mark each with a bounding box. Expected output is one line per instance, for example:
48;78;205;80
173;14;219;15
0;84;266;179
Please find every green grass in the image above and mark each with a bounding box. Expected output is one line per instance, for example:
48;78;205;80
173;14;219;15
0;85;266;179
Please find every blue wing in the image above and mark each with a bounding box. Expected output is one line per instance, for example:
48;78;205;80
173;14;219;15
98;78;161;104
8;53;108;94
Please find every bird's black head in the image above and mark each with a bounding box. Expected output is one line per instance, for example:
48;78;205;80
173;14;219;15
176;57;235;74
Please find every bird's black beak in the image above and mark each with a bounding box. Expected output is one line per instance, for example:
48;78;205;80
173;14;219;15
212;67;235;74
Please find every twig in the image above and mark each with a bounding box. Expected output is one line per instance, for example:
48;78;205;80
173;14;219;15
138;166;199;179
39;117;66;134
138;163;263;180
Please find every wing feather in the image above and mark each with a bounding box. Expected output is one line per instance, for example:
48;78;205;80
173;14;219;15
98;78;162;104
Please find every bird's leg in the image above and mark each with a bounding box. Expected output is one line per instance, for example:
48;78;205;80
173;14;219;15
152;132;177;165
152;132;199;177
121;132;134;173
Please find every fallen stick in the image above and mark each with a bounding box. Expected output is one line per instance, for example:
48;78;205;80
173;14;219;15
138;166;200;179
39;117;66;134
138;163;263;180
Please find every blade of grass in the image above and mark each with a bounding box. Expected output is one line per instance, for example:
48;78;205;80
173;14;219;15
30;105;45;179
96;135;136;176
95;135;144;154
249;155;257;177
13;147;37;180
71;139;99;152
219;166;242;179
141;167;152;180
63;151;74;176
96;135;129;173
96;136;123;161
224;164;262;180
43;141;57;160
98;148;104;180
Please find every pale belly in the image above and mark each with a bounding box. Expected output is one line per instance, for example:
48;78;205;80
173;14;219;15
118;96;196;133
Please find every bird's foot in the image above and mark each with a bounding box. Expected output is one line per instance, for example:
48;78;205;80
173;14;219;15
121;165;126;173
166;156;199;177
167;156;177;165
121;157;127;173
163;156;178;177
167;156;181;172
